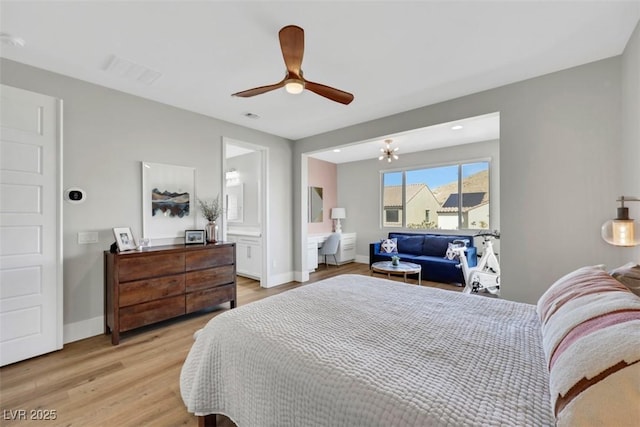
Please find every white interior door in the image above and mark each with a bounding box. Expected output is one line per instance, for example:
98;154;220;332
0;84;62;366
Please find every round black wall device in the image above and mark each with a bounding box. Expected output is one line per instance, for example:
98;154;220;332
64;188;86;204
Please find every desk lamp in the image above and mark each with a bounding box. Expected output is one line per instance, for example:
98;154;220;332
331;208;346;233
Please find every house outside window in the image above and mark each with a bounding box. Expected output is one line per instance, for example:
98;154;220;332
385;209;400;224
381;161;490;230
382;171;403;227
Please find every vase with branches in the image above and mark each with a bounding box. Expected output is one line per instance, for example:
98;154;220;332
198;196;222;243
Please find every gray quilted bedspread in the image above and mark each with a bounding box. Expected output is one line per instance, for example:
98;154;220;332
180;274;554;426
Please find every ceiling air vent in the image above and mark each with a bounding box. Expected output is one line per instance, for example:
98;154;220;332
103;55;162;85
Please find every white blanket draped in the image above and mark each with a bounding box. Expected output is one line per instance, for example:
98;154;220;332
181;274;554;426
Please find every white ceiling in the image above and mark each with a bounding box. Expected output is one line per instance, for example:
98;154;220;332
1;1;638;142
309;111;500;164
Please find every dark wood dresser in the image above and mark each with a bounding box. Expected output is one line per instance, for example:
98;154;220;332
104;243;236;345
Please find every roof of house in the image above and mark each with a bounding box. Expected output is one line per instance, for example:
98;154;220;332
383;184;430;208
438;192;488;213
431;170;489;205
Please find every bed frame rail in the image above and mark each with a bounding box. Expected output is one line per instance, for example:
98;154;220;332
198;414;216;427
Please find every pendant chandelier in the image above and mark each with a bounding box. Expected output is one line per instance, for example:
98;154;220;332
378;139;399;163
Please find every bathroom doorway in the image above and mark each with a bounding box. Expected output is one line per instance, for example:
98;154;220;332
222;137;268;286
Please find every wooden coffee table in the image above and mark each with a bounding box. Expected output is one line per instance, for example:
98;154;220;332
371;261;422;285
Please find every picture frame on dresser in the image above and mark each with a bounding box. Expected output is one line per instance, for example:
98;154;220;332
113;227;136;252
185;229;205;244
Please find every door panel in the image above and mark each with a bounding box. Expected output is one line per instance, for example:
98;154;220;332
0;84;62;366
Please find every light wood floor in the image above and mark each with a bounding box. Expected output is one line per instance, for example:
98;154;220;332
0;263;462;427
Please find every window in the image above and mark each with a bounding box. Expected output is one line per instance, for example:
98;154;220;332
381;161;490;230
386;209;399;223
382;171;403;227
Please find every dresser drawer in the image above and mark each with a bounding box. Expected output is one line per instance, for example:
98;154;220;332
185;265;235;292
341;235;356;246
186;284;235;313
118;295;185;332
105;243;236;345
118;253;185;282
186;245;234;271
119;274;185;308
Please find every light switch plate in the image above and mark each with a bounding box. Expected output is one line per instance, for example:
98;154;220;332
78;231;99;244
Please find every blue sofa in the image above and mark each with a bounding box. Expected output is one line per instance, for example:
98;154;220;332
369;232;477;284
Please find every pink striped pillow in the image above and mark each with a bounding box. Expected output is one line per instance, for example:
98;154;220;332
537;266;640;426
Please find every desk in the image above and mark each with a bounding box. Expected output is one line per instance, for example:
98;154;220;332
308;232;357;271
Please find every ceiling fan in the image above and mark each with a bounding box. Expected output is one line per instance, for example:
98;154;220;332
232;25;354;105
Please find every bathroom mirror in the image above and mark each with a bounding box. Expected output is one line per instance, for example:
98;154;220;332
226;183;243;223
308;186;323;223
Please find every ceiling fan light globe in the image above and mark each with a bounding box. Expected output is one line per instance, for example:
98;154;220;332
285;80;304;94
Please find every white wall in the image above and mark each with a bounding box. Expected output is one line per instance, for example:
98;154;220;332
294;55;631;304
621;21;640;262
0;58;293;342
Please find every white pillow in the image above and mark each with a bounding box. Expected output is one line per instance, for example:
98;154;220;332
610;262;640;297
380;238;398;254
536;266;640;426
444;242;460;260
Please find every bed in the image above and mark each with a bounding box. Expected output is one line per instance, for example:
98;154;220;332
181;270;640;427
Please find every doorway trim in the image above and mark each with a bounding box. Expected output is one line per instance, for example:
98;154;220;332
222;137;269;287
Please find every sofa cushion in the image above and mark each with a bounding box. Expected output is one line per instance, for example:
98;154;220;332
413;255;459;266
395;235;425;255
423;235;460;257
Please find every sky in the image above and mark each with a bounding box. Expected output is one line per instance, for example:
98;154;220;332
383;162;488;188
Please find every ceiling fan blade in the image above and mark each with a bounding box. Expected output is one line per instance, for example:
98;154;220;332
279;25;304;74
232;80;285;98
305;81;354;105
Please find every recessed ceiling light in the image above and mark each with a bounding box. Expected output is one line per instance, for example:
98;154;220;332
451;125;464;130
244;112;260;119
0;33;25;48
333;149;341;153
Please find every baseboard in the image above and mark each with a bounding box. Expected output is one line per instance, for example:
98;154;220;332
294;270;310;282
64;315;104;344
263;271;296;288
355;255;369;264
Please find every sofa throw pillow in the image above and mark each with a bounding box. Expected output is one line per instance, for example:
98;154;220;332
444;242;460;260
380;238;398;254
610;262;640;297
536;265;640;427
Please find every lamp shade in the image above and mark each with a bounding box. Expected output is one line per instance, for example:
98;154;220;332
331;208;346;219
601;200;640;246
601;219;640;246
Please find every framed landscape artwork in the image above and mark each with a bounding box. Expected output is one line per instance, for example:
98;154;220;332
142;162;196;245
